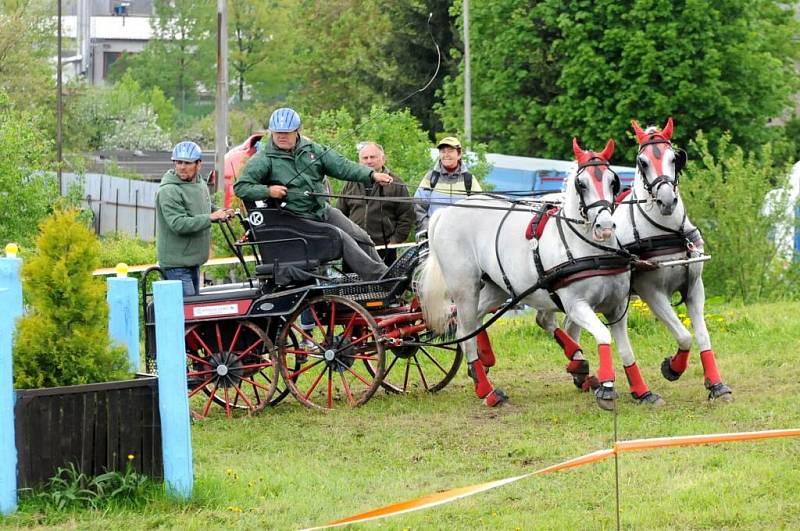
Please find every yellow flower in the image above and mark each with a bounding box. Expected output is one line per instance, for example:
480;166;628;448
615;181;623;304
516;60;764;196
682;318;691;327
226;468;233;476
127;454;135;461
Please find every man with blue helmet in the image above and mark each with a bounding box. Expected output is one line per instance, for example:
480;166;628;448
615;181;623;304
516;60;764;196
234;108;394;280
156;141;234;296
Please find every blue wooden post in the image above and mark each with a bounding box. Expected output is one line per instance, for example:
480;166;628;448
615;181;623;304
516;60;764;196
107;264;140;372
0;288;18;514
0;244;23;318
153;280;193;500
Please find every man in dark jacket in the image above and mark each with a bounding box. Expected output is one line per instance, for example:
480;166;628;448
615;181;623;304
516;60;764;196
233;108;394;280
155;141;233;296
337;142;415;265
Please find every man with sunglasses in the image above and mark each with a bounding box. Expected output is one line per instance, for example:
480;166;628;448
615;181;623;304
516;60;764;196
155;141;234;296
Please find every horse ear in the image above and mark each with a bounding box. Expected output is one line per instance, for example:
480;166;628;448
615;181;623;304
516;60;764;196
572;137;583;159
631;120;647;144
662;117;674;140
599;139;615;161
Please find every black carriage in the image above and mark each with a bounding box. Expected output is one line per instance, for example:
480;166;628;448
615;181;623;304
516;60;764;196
142;206;462;417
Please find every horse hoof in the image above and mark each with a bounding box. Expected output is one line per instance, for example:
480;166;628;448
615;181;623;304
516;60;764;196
660;356;682;382
707;382;733;402
633;391;666;407
595;384;618;410
567;360;598;391
484;389;507;407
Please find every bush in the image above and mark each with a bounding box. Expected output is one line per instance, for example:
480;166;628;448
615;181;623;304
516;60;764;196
13;210;131;389
97;233;156;269
681;133;795;302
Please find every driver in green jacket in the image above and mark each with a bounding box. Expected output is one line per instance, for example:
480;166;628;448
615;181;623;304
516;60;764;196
233;108;393;280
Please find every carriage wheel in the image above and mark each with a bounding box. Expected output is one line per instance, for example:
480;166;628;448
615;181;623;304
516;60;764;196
378;321;463;394
276;295;385;410
185;320;278;418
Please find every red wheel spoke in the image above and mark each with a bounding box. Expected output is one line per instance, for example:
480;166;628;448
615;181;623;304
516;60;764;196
328;302;336;339
327;367;333;409
202;384;218;417
189;329;215;357
348;330;378;349
235;337;265;359
339;371;356;406
227;323;243;352
215;323;224;353
237;361;273;371
414;355;430;390
187;352;214;368
303;363;328;400
289;324;322;349
240;376;273;392
419;347;449;375
287;358;325;380
223;386;232;417
188;377;214;397
341;362;373;387
309;305;325;331
232;384;254;410
187;368;216;377
341;311;358;340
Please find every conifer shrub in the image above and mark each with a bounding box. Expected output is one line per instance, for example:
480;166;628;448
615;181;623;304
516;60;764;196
13;210;131;388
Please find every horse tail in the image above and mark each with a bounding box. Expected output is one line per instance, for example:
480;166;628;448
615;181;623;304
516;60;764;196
416;215;451;335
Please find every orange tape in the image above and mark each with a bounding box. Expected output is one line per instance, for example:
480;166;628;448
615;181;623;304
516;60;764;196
303;428;800;530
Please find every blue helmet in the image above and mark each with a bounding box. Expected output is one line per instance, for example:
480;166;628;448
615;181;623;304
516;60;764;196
171;141;203;162
268;108;301;132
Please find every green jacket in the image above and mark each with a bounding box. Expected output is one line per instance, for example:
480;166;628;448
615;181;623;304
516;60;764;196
233;135;373;221
155;170;213;268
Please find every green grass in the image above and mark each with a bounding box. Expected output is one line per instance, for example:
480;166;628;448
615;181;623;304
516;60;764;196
5;301;800;529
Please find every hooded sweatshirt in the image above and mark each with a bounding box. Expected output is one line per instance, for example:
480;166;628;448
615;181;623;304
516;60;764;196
155;169;213;268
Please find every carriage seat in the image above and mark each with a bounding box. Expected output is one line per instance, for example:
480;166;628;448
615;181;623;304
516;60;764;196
245;207;344;285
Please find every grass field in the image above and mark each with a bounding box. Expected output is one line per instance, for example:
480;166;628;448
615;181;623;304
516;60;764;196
5;300;800;530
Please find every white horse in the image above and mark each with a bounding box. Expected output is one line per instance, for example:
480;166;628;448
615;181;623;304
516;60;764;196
417;139;637;410
550;118;732;402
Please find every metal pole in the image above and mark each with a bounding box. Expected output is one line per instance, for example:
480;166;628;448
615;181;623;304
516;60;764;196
214;0;229;195
463;0;472;144
56;0;63;193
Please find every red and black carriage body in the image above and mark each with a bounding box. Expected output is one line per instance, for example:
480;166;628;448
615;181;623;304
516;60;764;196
143;206;462;417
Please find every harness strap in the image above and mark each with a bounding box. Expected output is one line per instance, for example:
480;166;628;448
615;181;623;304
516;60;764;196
494;204;519;298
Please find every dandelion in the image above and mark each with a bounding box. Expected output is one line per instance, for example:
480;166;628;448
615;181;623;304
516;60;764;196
226;468;233;477
127;454;135;461
682;318;691;326
227;506;243;513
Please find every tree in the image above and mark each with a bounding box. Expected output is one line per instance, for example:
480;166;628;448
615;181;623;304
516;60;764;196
681;134;796;302
0;0;55;113
0;90;57;248
111;0;214;112
13;210;131;388
439;0;800;162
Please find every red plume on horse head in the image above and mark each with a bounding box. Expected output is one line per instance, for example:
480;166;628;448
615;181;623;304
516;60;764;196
572;137;615;165
631;117;674;144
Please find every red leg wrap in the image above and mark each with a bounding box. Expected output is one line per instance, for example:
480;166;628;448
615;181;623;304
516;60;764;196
670;349;690;374
700;350;722;386
624;362;649;398
554;328;582;360
596;344;615;383
469;360;494;399
476;330;496;368
566;359;584;373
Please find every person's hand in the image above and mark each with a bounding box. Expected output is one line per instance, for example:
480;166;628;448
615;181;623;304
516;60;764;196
372;172;394;187
210;209;232;221
268;185;288;199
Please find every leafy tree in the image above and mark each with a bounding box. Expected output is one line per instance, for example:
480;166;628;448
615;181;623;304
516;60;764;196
681;133;795;302
0;0;55;112
285;0;393;114
303;106;434;190
64;74;177;151
439;0;800;162
13;210;131;389
0;90;57;248
111;0;214;112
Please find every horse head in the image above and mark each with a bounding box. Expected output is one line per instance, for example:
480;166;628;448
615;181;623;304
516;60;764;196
631;117;685;216
571;138;619;242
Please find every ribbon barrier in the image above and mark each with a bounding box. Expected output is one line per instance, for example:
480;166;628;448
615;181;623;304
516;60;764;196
303;428;800;530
